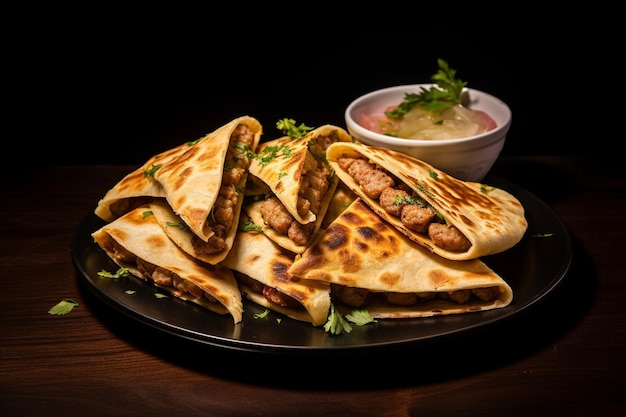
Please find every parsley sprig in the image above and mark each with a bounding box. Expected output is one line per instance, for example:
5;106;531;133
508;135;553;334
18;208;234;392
385;59;467;119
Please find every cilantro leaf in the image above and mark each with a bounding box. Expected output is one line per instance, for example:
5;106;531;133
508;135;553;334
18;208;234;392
324;304;353;335
48;299;79;315
385;59;467;119
393;194;426;207
345;309;377;326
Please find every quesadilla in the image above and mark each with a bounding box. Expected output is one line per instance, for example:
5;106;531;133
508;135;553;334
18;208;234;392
95;116;262;262
221;224;331;326
244;124;351;253
288;198;513;318
152;116;262;249
94;142;191;222
326;141;527;261
92;205;244;323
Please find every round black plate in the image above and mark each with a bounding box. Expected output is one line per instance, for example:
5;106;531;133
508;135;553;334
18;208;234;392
72;176;573;354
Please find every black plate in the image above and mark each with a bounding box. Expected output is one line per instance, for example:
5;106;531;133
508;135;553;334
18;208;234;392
72;176;573;354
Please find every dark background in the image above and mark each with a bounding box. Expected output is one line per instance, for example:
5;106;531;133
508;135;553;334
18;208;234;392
9;10;593;169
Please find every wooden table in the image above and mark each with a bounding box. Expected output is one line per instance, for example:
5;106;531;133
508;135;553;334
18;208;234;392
1;156;624;416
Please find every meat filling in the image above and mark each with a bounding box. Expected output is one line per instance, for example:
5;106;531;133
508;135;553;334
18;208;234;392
258;133;336;247
336;155;472;252
107;238;218;304
195;123;256;254
235;273;304;310
331;283;500;308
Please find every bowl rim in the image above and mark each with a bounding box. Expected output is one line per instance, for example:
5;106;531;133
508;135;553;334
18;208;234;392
345;83;511;148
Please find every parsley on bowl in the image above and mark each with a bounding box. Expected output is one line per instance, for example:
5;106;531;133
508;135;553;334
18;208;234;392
344;60;511;182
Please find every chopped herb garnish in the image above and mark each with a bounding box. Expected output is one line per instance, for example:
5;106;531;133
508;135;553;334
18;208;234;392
154;293;168;299
415;182;435;199
253;145;293;166
240;220;263;232
187;137;203;146
480;185;496;194
97;268;130;279
429;171;439;179
532;233;554;238
234;142;252;157
276;118;314;139
166;221;190;232
254;309;270;319
142;210;153;219
393;195;426;207
385;58;467;119
125;290;136;295
48;299;79;315
143;164;162;178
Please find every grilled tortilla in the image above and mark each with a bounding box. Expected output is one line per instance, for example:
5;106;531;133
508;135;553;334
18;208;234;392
221;226;331;326
320;181;358;230
153;116;262;244
94;143;191;222
288;198;513;318
148;198;239;265
92;206;243;323
245;124;351;253
326;141;527;261
95;115;263;261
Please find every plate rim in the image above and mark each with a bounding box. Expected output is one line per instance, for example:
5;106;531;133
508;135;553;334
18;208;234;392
72;175;573;354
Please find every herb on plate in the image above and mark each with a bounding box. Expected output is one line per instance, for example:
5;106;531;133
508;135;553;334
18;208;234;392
324;304;377;335
97;267;130;279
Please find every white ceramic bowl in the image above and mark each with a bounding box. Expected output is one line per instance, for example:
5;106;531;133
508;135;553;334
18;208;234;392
344;84;511;182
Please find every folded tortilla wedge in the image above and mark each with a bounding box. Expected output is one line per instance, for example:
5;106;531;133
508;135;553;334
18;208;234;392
147;199;216;263
153;115;262;243
148;199;236;265
91;205;243;323
326;142;528;261
221;226;331;326
245;124;351;253
95;116;263;260
288;198;513;318
94;142;191;222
